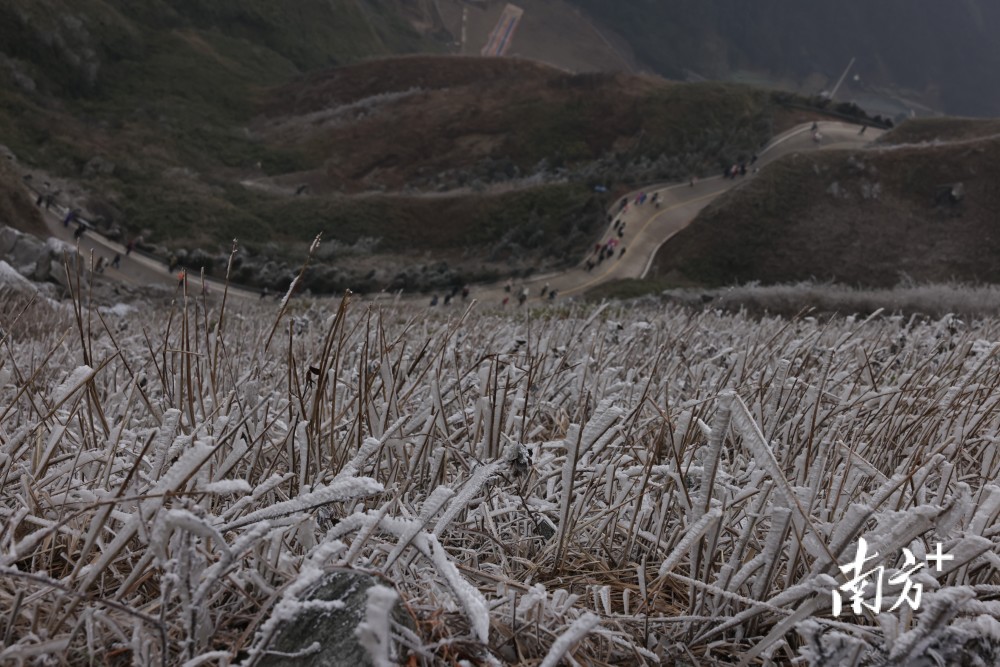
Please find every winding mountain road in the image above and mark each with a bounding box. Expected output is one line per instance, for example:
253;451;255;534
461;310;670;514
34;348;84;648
474;120;882;305
25;120;879;305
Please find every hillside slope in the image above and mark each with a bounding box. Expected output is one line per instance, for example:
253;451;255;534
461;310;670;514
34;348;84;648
649;119;1000;288
569;0;1000;117
4;28;806;293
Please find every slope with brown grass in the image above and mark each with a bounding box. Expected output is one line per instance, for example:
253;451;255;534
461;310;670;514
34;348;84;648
649;119;1000;288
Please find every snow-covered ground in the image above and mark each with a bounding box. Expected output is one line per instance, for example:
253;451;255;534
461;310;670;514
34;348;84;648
1;293;999;665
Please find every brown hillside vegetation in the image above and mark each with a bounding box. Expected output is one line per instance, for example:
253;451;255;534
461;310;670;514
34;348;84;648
650;119;1000;287
878;118;1000;145
254;55;776;194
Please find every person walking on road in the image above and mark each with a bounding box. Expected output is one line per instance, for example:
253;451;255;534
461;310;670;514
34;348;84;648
111;253;121;269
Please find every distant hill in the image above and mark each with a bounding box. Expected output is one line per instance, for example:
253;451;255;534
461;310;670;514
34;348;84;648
567;0;1000;117
648;119;1000;288
0;3;802;294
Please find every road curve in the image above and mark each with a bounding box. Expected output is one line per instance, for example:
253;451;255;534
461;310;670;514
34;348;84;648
20;120;879;306
471;120;882;306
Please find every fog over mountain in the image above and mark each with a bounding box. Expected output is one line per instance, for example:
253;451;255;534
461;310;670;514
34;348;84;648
569;0;1000;117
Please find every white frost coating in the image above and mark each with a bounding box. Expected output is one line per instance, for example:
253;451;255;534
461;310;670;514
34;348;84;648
412;531;490;642
384;485;454;568
98;303;135;317
538;613;600;667
242;540;347;664
355;585;399;667
657;507;722;578
201;479;252;495
51;365;95;405
578;399;623;461
279;275;300;308
336;437;382;481
889;587;975;662
74;440;217;591
433;459;504;537
224;476;383;530
150;508;230;562
179;651;233;667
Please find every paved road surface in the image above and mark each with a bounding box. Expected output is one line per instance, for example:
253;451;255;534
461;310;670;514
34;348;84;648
471;120;882;306
37;203;258;300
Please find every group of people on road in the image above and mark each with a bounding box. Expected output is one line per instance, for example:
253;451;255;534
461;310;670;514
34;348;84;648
429;284;471;307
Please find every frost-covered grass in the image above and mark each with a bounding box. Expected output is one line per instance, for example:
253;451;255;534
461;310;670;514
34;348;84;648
2;284;1000;666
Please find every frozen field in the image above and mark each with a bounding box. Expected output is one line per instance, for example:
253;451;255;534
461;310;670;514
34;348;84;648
2;289;1000;666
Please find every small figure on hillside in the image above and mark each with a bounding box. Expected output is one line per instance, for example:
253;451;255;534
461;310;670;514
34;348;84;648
620;246;626;258
540;282;549;297
859;125;867;135
504;278;513;293
502;296;509;307
63;209;77;227
177;269;187;288
811;121;819;132
73;223;86;240
518;286;528;306
111;253;121;269
444;294;452;306
95;256;106;274
739;163;747;177
461;284;470;300
126;239;136;255
750;153;758;165
430;295;439;306
585;259;595;272
548;289;557;301
260;286;269;300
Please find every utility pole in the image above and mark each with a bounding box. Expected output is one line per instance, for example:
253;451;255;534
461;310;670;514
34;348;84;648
461;6;467;53
828;57;856;102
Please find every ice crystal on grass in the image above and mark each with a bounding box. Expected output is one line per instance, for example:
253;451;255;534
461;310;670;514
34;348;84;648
3;291;1000;665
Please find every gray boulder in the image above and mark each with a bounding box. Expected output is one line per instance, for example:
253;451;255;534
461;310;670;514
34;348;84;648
255;568;414;667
